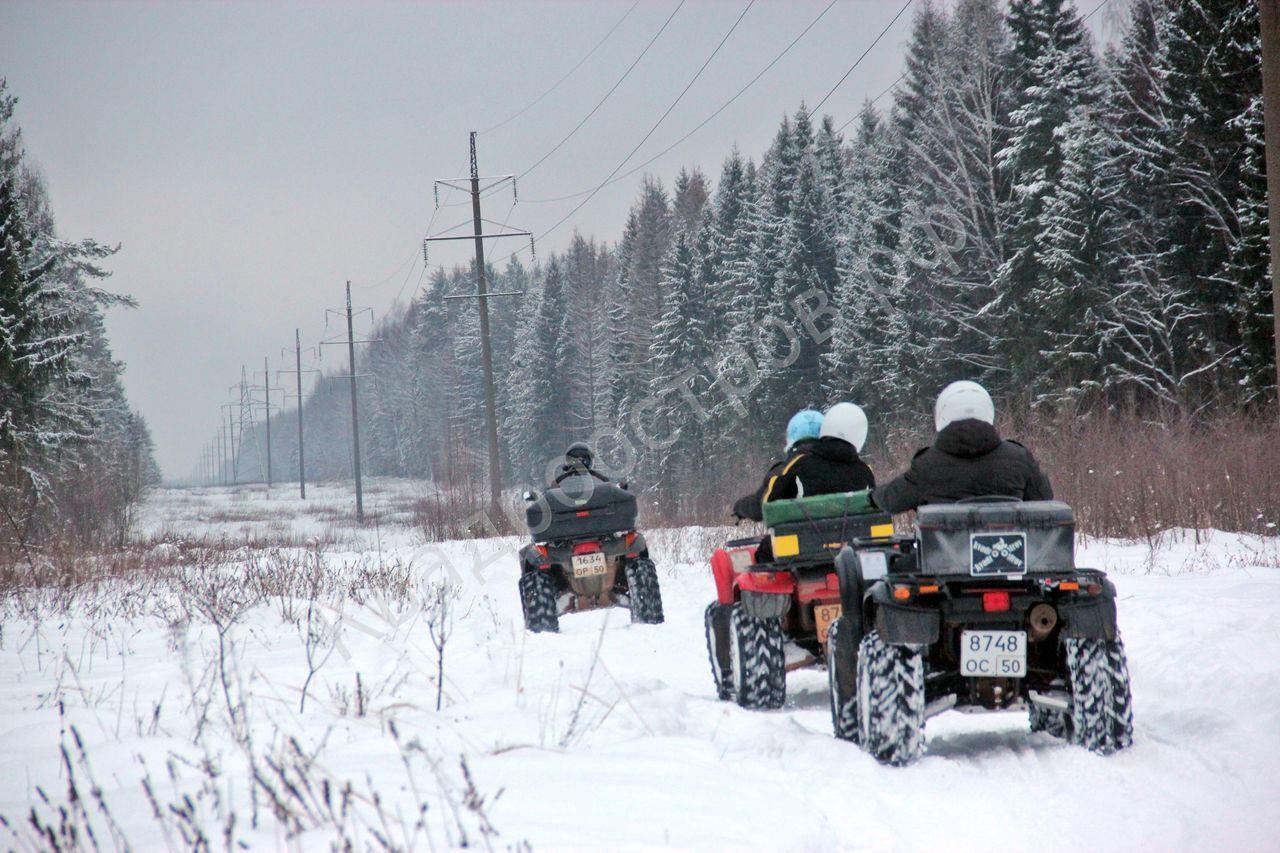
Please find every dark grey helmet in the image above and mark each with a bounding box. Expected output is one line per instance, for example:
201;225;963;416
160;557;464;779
565;441;593;468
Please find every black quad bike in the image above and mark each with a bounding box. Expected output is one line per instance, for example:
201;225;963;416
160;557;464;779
826;498;1134;765
517;479;663;633
705;490;894;710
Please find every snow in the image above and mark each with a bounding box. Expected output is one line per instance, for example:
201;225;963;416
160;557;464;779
3;480;1279;850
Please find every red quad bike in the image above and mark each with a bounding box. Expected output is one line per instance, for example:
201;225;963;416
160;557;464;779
704;490;894;709
518;479;663;633
826;497;1134;766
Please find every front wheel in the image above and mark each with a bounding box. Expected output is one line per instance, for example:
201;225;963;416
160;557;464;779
857;630;926;766
730;604;785;710
1064;635;1134;754
625;558;664;624
827;616;860;742
519;570;559;633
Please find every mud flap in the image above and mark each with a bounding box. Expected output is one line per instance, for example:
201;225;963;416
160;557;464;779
874;602;939;646
741;590;791;620
1057;597;1117;641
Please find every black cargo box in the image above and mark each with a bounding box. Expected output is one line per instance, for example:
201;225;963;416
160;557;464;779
526;480;638;542
915;500;1075;576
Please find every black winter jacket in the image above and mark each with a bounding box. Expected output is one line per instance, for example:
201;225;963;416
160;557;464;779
872;419;1053;514
553;461;609;486
762;437;876;505
732;438;819;521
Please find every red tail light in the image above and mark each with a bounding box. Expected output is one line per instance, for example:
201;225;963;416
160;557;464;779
982;591;1011;612
572;541;602;556
534;544;548;558
576;510;590;517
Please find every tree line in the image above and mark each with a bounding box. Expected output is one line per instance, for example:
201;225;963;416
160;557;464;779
243;0;1270;520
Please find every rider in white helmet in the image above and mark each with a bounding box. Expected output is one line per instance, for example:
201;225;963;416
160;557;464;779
872;381;1052;513
761;402;875;506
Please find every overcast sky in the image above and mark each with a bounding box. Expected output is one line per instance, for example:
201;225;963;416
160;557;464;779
1;0;1120;479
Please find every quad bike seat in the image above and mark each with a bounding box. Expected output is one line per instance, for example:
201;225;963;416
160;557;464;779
525;480;638;542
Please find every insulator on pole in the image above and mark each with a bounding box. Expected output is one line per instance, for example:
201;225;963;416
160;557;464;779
433;184;439;208
423;238;430;266
512;178;519;204
530;235;536;260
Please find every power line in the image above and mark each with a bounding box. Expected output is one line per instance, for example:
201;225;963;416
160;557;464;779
513;0;686;183
837;0;1114;133
516;0;840;206
493;0;755;265
811;0;914;114
479;0;643;135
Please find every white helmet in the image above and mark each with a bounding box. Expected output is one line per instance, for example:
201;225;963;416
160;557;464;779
820;402;868;452
935;380;995;432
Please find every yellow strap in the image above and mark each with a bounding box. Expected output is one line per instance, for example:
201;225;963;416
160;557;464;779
762;454;806;504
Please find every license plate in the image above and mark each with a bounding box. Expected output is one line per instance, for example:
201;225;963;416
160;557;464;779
960;630;1026;677
571;552;608;578
814;603;842;644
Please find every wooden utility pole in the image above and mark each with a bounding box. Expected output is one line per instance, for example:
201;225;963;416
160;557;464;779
346;282;364;523
423;133;530;516
295;329;306;499
263;356;273;488
320;289;378;523
1261;0;1280;397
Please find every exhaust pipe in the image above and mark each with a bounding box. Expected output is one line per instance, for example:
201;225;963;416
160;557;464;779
1028;603;1058;641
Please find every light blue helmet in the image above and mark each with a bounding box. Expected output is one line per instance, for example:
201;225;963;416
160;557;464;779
785;409;824;450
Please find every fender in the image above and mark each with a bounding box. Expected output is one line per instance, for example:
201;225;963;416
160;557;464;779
867;580;939;645
627;531;649;559
711;548;737;604
834;546;864;637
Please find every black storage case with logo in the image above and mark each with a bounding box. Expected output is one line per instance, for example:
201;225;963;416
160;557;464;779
915;500;1075;575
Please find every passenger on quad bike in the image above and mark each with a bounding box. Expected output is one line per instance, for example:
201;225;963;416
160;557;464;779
872;381;1052;513
733;409;823;522
754;402;877;563
554;441;610;485
706;402;892;710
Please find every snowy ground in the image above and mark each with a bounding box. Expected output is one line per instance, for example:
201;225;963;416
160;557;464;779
2;480;1279;851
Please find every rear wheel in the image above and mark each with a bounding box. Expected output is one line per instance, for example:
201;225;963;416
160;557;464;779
519;570;559;633
827;616;860;742
857;630;926;766
704;602;734;701
625;558;664;624
730;604;785;710
1065;635;1134;754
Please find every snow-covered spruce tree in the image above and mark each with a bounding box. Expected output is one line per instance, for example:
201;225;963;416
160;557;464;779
649;217;711;514
0;80;153;553
605;178;672;479
559;233;614;443
995;0;1104;404
504;257;572;485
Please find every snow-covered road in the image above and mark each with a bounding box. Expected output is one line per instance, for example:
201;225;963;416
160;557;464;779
1;483;1277;851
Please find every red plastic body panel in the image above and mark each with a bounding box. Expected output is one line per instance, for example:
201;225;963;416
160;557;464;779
711;545;759;604
796;577;840;605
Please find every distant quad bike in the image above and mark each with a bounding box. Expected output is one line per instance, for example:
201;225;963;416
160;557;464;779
705;490;894;709
826;498;1134;766
517;479;663;632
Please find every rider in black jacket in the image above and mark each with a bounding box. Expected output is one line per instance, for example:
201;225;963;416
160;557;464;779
733;409;823;521
872;381;1052;513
